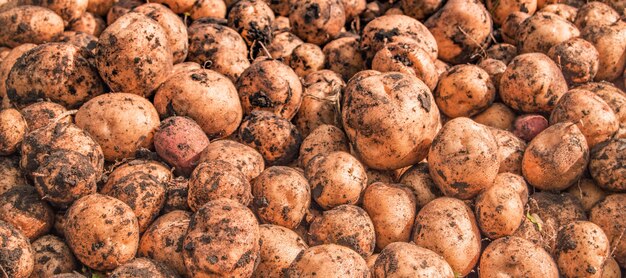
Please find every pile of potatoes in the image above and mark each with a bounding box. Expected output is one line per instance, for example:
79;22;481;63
1;0;626;276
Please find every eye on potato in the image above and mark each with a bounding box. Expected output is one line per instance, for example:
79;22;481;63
289;0;346;45
0;185;54;240
372;242;455;277
154;116;210;176
308;205;375;257
479;236;559;278
30;235;78;278
0;220;34;278
0;6;64;47
239;111;303;166
255;224;308;278
284;244;370;277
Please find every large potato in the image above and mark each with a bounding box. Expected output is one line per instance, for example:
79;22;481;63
517;12;580;54
284;244;370;277
589;139;626;192
342;72;440;170
132;3;188;63
479;236;559;278
305;151;367;209
198;140;265;181
475;173;529;239
0;220;34;278
238;111;303;166
0;6;64;47
289;0;345;45
435;65;496;118
138;210;191;277
0;185;54;240
30;235;77;278
309;205;376;257
188;160;251;211
255;224;308;278
555;221;610;278
372;242;454;277
590;194;626;268
76;93;160;161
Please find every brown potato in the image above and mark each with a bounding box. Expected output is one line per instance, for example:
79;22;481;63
478;58;507;89
0;43;36;108
499;53;568;113
138;210;191;276
188;160;251;211
589;139;626;192
501;11;530;44
491;128;527;175
21;0;87;23
87;0;115;16
96;12;173;97
0;108;27;155
472;103;516;131
540;4;578;22
483;43;519;64
31;235;77;278
412;197;481;276
602;257;622;278
555;221;610;277
590;194;626;268
298;125;350;168
512;114;550;141
435;65;496;118
50;273;86;278
53;31;98;55
106;0;143;26
265;31;303;60
294;72;345;137
289;0;346;45
254;224;308;278
239;111;303;166
401;0;442;20
154;116;210;176
517;12;580;54
109;258;179;278
323;36;366;81
0;6;64;47
183;198;259;277
198;140;265;181
151;0;194;14
340;0;366;20
228;0;274;46
133;3;188;64
0;220;34;278
487;0;537;25
479;236;559;278
512;215;548;251
372;242;455;277
305;151;367;209
574;2;619;29
428;117;500;199
65;194;140;271
0;156;26;195
582;21;626;81
284;244;370;277
398;162;442;208
68;12;105;37
162;177;190;213
0;185;54;240
528;192;586;254
371;41;438;91
189;0;227;19
271;15;290;32
308;205;375;257
475;173;529;239
363;182;416;250
567;179;606;211
576;82;626;136
286;43;326;77
548;38;600;85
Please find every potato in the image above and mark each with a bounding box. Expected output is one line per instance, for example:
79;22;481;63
522;122;589;190
183;198;259;277
555;221;610;277
50;274;86;278
484;43;519;64
6;43;106;108
425;0;492;64
109;258;179;278
428;117;499;199
65;194;139;271
0;43;36;108
435;65;496;118
298;125;350;168
550;89;619;147
0;108;27;155
294;71;345;137
487;0;537;25
30;235;77;278
106;0;143;26
0;185;54;240
198;140;265;181
602;257;622;278
567;179;606;211
412;197;481;276
371;41;438;91
362;182;416;250
0;6;64;47
0;156;26;195
289;0;345;45
284;244;370;277
87;0;114;16
589;139;626;192
512;214;548;251
528;192;586;254
228;0;274;47
372;242;454;277
271;15;290;33
239;111;303;166
341;0;366;20
305;151;367;209
162;177;190;213
574;2;619;29
133;3;188;64
22;0;87;23
540;4;578;21
151;0;194;14
548;38;600;85
187;21;249;82
96;13;173;97
518;12;580;54
512;114;549;141
154;117;210;176
502;11;530;44
323;36;366;81
265;31;303;60
361;14;438;62
400;0;442;20
478;58;507;89
472;103;516;131
576;82;626;134
308;205;375;257
475;173;528;239
589;194;626;268
491;128;526;175
0;220;34;278
286;43;326;77
138;210;191;277
499;53;568;113
398;162;442;208
236;59;303;120
254;224;307;278
582;21;626;81
479;236;559;278
188;159;251;212
366;169;395;185
76;93;160;161
342;72;440;170
68;12;105;37
53;31;98;54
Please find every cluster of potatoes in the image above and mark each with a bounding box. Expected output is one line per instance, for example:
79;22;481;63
1;0;626;276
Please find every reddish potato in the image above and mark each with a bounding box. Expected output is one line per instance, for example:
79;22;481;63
154;116;210;176
513;114;550;141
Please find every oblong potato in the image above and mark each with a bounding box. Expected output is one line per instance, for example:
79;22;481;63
372;242;454;277
138;210;191;276
284;244;370;277
254;224;308;278
555;221;610;278
0;6;64;47
308;205;376;257
479;236;559;278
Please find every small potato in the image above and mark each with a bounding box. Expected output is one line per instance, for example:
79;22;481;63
435;65;496;118
228;0;274;46
398;162;442;208
162;177;190;213
68;12;106;37
528;192;586;254
478;58;507;89
522;122;589;191
486;0;537;25
499;53;568;113
603;257;622;278
255;224;308;278
309;205;375;257
0;6;64;47
265;32;303;60
574;2;620;29
133;3;188;64
555;221;610;277
401;0;443;20
582;21;626;81
65;194;139;271
479;236;559;278
298;125;350;168
512;114;549;141
540;4;578;22
286;43;326;77
590;194;626;268
151;0;194;14
550;89;619;147
7;43;106;108
0;43;37;108
0;156;26;195
154;117;210;176
366;169;395;185
294;71;345;137
188;160;251;211
512;215;548;251
87;0;115;16
239;111;303;166
567;179;605;211
362;182;416;250
0;108;27;155
109;258;179;278
106;0;143;26
50;274;86;278
341;0;366;20
252;166;310;229
290;0;346;45
0;185;54;240
501;11;530;44
96;12;173;97
271;15;290;33
138;210;191;277
284;244;370;277
189;0;227;19
483;43;519;64
548;38;600;85
372;242;455;277
237;59;303;120
31;235;77;278
76;93;160;161
20;102;70;131
412;197;481;276
472;103;516;131
517;12;580;54
183;198;259;277
198;140;265;181
21;0;88;23
371;41;438;91
53;31;98;55
491;128;527;175
0;220;34;278
305;151;367;209
428;117;500;199
475;173;529;239
323;36;366;81
589;139;626;192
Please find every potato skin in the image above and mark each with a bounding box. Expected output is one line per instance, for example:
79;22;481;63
501;11;530;44
284;244;370;277
0;156;26;196
0;6;64;47
53;31;98;55
472;103;516;131
0;220;34;278
138;210;190;277
132;3;188;64
0;185;54;241
68;12;105;37
293;72;344;137
372;242;454;278
371;41;438;91
517;12;580;54
567;179;605;211
76;93;160;161
479;236;559;278
188;160;252;211
574;2;619;30
0;43;36;108
589;139;626;192
398;162;442;208
491;128;526;175
513;114;550;141
96;12;173;97
555;221;610;278
154;116;210;176
590;194;626;268
323;36;366;81
22;0;88;23
0;108;27;155
183;198;260;278
265;31;303;60
412;197;481;276
109;258;179;278
309;205;376;257
363;182;416;250
189;0;227;19
289;0;346;45
239;111;303;166
287;43;326;77
582;21;626;81
65;194;140;271
528;192;586;254
475;173;528;239
31;235;77;278
255;224;308;278
435;65;496;118
298;125;350;168
198;140;265;181
227;0;274;46
548;38;599;85
487;0;537;25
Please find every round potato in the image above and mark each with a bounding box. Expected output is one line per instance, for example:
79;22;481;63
133;3;188;64
287;43;326;77
555;221;610;278
479;236;559;278
68;12;106;37
435;65;496;118
472;103;517;131
109;258;179;278
567;179;606;211
189;0;227;19
154;116;210;176
188;160;251;211
589;139;626;192
239;111;303;166
574;2;620;30
475;173;529;239
298;125;350;169
323;36;366;81
254;224;308;278
0;6;64;47
289;0;345;45
398;162;443;208
0;43;37;108
228;0;274;46
487;0;537;25
590;194;626;268
198;140;265;181
602;257;622;278
548;38;599;85
477;58;507;89
265;31;303;60
0;220;34;278
581;21;626;81
31;235;77;278
284;244;370;277
371;41;438;91
517;12;580;54
309;205;375;257
0;108;27;155
0;185;54;240
512;114;550;141
372;242;455;277
501;11;530;44
293;72;345;137
138;210;191;277
540;4;578;22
